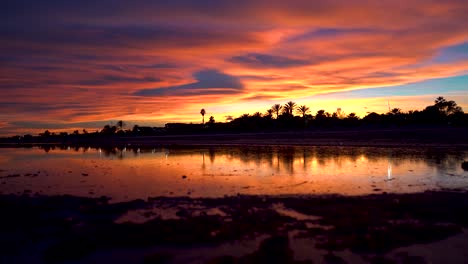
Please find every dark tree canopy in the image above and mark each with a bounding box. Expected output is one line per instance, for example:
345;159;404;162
6;96;465;143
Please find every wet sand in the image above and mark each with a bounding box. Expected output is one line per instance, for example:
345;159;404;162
1;190;468;263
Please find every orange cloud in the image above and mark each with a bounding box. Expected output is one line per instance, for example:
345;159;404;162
1;0;468;135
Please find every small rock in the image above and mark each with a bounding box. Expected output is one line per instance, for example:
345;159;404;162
182;175;187;179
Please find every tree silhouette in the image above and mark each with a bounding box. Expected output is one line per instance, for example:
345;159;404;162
389;108;402;115
253;112;263;118
434;96;463;116
316;110;326;119
117;120;125;131
347;113;358;119
208;116;215;124
296;105;310;118
265;109;274;119
101;125;117;135
282;101;297;116
40;130;51;137
200;109;206;124
271;104;282;119
335;108;346;119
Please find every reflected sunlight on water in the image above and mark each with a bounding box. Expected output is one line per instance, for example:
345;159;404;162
0;146;467;201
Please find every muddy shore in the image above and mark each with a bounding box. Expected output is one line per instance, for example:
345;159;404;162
1;190;468;263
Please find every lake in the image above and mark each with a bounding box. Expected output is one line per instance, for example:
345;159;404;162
0;146;467;202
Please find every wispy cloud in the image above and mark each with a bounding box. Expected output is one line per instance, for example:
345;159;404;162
1;0;467;135
229;53;310;68
134;70;244;96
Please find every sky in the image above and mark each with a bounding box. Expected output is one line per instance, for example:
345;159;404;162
1;0;468;136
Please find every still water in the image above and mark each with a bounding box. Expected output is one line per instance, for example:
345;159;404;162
0;146;467;201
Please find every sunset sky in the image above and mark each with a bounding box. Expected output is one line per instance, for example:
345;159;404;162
1;0;467;135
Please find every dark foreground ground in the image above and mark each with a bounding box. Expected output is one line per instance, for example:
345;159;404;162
1;190;468;264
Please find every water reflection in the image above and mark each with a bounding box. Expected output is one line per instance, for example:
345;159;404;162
387;159;393;181
33;145;468;177
0;146;466;201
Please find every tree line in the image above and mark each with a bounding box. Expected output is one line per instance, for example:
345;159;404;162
222;96;465;132
1;96;466;143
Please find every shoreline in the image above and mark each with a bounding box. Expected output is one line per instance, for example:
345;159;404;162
1;127;468;149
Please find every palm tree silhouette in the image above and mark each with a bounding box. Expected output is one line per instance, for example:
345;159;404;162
271;104;282;119
296;105;310;118
283;101;297;116
200;108;206;124
297;105;310;126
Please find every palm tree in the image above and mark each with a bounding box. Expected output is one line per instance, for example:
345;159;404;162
283;101;297;116
296;105;310;118
271;104;282;119
200;108;206;124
